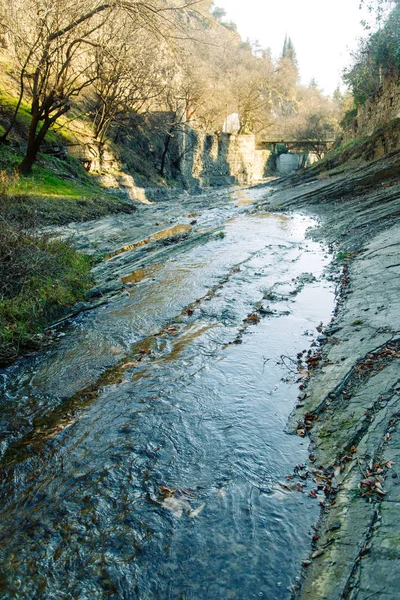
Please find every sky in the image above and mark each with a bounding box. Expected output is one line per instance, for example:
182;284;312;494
214;0;373;95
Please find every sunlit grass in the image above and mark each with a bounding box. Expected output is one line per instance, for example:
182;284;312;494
10;165;99;199
0;144;100;199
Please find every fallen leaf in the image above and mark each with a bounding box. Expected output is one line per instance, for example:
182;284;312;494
162;496;191;518
165;326;178;335
189;503;205;518
360;478;376;488
160;486;176;496
244;313;260;324
374;481;387;495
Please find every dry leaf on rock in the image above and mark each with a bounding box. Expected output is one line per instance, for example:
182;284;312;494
162;496;191;518
189;504;205;518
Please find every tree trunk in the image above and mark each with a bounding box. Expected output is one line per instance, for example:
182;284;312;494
18;112;50;175
160;129;173;177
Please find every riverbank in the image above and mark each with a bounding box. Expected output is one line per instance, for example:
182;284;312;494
260;150;400;598
0;143;399;597
0;186;335;598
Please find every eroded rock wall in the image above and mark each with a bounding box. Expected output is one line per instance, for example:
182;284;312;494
356;76;400;136
178;126;270;189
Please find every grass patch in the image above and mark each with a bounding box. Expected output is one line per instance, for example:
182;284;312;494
10;163;99;199
0;212;94;365
337;251;351;260
0;145;135;225
0;145;100;198
0;91;74;144
0;90;32;120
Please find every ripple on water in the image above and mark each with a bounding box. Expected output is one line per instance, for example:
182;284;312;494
0;211;335;599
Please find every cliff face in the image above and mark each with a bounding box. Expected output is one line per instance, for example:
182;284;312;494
177;127;270;190
356;77;400;136
67;126;272;197
344;76;400;158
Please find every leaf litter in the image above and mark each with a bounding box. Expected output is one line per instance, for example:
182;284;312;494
160;486;205;519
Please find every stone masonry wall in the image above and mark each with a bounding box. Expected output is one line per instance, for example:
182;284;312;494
178;126;270;189
354;76;400;137
66;124;271;199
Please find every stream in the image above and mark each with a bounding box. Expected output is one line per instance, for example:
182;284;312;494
0;186;335;599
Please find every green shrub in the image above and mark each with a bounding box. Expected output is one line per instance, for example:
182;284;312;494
340;108;358;130
343;6;400;107
0;185;93;364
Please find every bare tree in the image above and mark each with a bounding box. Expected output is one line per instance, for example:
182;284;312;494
1;0;205;174
90;22;173;143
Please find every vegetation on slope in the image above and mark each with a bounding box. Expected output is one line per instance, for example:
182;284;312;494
0;175;94;365
343;0;399;107
0;0;342;176
0;146;135;225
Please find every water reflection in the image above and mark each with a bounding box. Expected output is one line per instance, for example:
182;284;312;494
0;210;334;599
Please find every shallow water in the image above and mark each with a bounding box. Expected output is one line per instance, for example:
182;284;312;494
0;193;334;599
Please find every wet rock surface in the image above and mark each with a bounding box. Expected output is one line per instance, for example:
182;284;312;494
261;151;400;599
0;186;335;599
0;151;399;598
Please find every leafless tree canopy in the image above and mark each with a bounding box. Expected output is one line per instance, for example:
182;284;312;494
0;0;343;173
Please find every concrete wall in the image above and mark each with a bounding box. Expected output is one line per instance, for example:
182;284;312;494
276;153;301;175
275;152;319;175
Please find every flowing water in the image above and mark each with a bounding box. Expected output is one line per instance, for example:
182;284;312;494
0;188;335;599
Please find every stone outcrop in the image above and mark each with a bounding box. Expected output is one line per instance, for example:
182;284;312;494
356;76;400;137
263;150;400;600
178;126;270;189
67;140;119;173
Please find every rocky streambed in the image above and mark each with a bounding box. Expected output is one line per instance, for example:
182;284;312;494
0;185;336;599
261;151;400;599
0;151;399;599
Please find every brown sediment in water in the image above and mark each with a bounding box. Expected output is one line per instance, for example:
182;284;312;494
235;197;254;207
4;254;256;461
121;264;162;285
161;324;219;363
255;212;289;220
106;224;192;259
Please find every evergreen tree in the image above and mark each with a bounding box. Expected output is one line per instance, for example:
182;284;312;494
281;35;298;66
